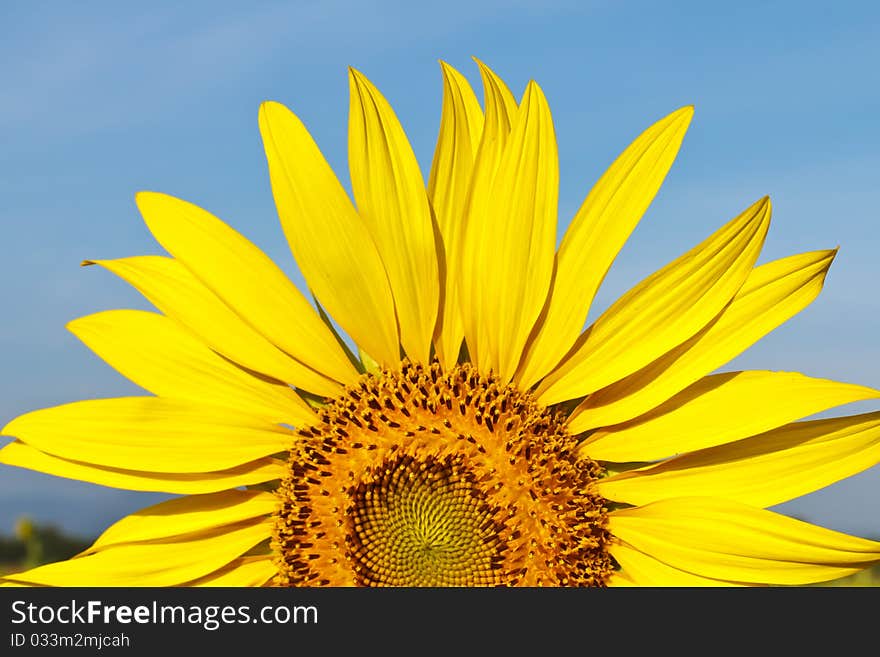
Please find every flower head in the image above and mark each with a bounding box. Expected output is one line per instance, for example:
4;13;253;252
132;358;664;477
3;61;879;587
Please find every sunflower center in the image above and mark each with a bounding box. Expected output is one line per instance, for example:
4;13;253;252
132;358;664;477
348;453;506;586
272;361;613;587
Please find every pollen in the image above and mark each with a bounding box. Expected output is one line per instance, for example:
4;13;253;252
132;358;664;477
272;361;614;587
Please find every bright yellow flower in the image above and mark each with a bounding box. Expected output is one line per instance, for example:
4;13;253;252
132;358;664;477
3;61;880;587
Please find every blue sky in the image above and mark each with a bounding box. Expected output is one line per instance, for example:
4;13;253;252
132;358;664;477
1;0;879;539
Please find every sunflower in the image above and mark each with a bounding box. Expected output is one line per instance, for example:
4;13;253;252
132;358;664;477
2;60;880;588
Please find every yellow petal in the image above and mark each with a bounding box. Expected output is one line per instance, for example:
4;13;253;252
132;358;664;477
458;60;518;370
135;192;357;387
358;344;380;374
516;107;694;389
598;411;880;508
68;310;315;426
0;441;285;494
462;81;558;381
609;497;880;585
85;256;341;398
538;197;771;404
570;249;837;432
259;100;400;367
605;571;638;586
609;540;744;587
3;398;294;473
428;61;484;370
348;68;439;364
185;556;277;586
581;370;880;462
2;519;271;586
89;490;277;551
474;58;518;123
